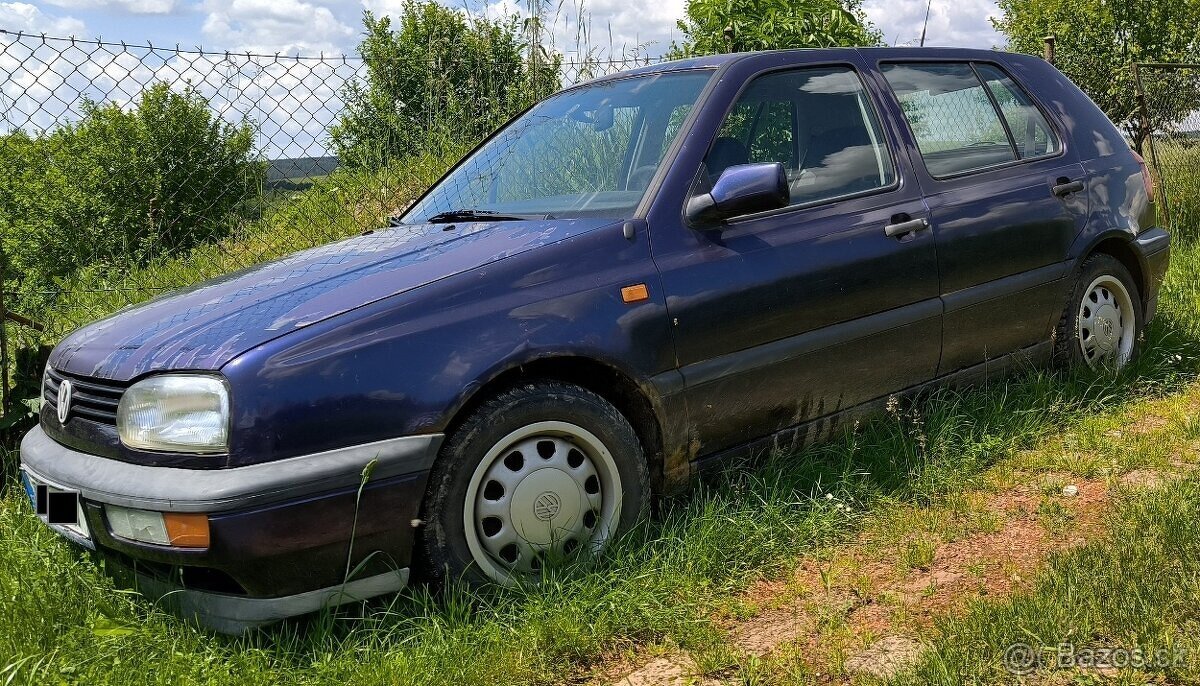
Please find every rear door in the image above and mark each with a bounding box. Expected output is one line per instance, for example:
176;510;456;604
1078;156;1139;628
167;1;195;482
648;56;943;457
876;60;1087;373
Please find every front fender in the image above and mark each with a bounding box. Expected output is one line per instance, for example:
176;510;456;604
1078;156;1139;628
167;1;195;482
220;224;676;467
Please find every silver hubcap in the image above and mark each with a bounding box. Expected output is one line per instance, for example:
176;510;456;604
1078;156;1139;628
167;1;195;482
463;421;622;583
1077;274;1135;368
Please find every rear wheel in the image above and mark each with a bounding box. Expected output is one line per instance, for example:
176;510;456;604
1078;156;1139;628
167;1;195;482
422;382;649;585
1055;253;1142;370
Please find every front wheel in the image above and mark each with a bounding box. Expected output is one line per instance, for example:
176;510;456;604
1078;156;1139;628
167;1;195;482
422;382;649;586
1054;253;1143;370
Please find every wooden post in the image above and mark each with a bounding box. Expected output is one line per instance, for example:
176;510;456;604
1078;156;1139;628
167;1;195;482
1043;35;1056;64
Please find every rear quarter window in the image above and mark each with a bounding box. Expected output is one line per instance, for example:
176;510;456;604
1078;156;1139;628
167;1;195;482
974;63;1061;159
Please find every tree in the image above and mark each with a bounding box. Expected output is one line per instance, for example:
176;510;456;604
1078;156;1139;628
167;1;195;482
669;0;882;57
0;83;263;311
993;0;1200;153
331;4;559;169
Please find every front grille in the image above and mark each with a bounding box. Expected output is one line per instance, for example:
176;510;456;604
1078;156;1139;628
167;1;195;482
44;368;128;425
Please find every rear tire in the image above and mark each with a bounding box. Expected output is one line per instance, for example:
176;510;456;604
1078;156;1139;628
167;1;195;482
422;382;649;586
1054;253;1143;370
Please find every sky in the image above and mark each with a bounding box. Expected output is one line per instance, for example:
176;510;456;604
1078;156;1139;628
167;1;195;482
0;0;1005;58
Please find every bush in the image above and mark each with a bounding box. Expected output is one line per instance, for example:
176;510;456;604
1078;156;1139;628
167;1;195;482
669;0;881;56
330;3;559;170
0;83;264;311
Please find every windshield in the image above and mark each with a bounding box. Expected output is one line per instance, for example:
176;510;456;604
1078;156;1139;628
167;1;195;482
403;70;713;223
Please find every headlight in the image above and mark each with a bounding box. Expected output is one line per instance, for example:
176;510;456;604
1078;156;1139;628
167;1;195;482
117;375;229;453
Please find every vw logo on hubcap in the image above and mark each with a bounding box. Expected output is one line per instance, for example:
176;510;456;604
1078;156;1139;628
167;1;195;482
1097;317;1114;340
532;491;562;521
57;378;73;424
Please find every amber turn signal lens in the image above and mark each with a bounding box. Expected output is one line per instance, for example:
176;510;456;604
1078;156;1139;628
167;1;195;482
621;283;649;303
163;512;210;548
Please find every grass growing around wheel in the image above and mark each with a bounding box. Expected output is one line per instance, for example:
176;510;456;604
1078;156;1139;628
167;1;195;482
2;239;1200;686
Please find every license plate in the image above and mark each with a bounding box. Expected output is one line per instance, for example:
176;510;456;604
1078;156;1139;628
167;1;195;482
21;471;91;544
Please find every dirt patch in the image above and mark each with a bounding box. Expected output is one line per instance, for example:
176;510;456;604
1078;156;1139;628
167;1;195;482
1128;412;1171;435
729;589;854;657
843;635;923;680
1118;469;1166;489
986;483;1043;516
729;599;816;658
612;656;697;686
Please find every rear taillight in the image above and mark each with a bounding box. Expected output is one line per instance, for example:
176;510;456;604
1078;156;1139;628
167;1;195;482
1132;150;1156;200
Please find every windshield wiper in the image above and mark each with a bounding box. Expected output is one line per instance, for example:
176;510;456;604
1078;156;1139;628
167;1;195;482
424;209;540;223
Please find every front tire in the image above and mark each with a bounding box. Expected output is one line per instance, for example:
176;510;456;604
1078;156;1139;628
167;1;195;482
422;382;649;586
1054;253;1143;370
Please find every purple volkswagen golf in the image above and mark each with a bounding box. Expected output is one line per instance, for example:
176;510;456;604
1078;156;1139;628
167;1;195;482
21;47;1168;632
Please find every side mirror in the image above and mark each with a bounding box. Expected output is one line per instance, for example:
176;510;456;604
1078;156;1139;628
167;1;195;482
686;162;789;226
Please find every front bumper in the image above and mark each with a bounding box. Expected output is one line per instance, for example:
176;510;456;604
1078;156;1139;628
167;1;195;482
20;425;443;633
122;562;410;635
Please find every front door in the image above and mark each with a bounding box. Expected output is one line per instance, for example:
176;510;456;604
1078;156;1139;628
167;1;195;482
650;61;943;457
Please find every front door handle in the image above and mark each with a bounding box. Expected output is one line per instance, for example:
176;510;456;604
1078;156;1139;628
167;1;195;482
1052;178;1085;197
884;217;930;238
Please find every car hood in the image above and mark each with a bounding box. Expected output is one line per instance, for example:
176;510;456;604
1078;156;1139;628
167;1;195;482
50;218;614;380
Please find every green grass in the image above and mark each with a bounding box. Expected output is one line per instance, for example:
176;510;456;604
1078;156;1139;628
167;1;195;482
895;478;1200;684
1;236;1199;684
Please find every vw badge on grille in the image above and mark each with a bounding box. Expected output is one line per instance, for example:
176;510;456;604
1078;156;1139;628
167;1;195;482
57;378;73;424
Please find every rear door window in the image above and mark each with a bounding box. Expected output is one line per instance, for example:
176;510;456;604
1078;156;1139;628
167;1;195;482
881;62;1061;178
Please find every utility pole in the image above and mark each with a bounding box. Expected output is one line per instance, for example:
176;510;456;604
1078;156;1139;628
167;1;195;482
919;0;932;47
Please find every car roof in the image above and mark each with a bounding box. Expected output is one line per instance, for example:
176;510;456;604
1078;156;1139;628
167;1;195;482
577;46;1016;86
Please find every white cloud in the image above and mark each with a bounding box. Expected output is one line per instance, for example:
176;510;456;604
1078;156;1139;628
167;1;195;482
864;0;1002;49
0;1;87;35
381;0;685;60
359;0;403;18
39;0;181;15
202;0;356;54
543;0;686;57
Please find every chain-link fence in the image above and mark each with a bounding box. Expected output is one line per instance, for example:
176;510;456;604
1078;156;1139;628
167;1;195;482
0;29;665;418
1133;63;1200;236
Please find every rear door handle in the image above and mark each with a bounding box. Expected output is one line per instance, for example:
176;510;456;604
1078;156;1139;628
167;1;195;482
884;217;930;238
1052;179;1085;197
